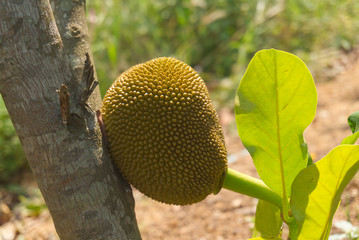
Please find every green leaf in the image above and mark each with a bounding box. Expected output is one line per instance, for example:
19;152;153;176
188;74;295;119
254;200;283;238
348;111;359;133
290;145;359;240
341;131;359;145
307;151;314;166
235;49;317;197
342;111;359;144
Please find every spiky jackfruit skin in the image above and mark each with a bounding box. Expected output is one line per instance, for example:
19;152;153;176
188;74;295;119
101;57;227;205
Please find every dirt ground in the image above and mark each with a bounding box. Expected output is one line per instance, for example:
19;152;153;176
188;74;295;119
1;51;359;240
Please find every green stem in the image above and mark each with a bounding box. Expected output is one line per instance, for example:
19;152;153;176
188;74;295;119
222;168;283;210
288;220;300;240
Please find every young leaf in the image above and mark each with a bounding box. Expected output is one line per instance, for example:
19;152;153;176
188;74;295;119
235;49;317;198
290;145;359;240
341;131;359;145
348;111;359;133
254;200;283;238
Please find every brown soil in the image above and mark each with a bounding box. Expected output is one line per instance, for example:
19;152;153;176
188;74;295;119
1;52;359;240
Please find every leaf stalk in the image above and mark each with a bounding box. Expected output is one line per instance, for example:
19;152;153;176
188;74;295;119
222;168;283;210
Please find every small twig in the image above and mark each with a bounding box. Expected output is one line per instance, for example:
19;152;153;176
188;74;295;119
56;84;71;124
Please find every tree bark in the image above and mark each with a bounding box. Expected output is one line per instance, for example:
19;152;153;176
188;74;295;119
0;0;142;239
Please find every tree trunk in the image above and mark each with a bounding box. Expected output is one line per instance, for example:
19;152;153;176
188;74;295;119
0;0;142;239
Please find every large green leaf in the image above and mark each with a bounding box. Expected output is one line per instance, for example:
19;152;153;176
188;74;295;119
235;49;317;197
254;200;283;238
290;145;359;240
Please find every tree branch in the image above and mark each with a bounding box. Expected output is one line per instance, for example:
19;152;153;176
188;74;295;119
50;0;101;111
0;0;141;239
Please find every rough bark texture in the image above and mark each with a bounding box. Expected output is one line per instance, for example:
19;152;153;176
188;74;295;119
0;0;142;239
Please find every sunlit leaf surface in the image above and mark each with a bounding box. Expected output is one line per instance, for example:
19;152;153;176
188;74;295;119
291;145;359;240
235;49;317;197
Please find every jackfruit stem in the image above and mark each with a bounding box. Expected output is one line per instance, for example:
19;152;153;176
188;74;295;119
222;168;283;209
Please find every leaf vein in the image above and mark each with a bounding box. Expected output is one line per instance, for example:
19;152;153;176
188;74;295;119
311;198;328;219
281;134;297;153
252;118;278;144
257;53;275;80
279;95;312;131
318;179;334;195
244;133;278;162
251;68;276;129
278;71;306;114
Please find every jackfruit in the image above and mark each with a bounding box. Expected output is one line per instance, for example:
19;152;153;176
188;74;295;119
101;57;227;205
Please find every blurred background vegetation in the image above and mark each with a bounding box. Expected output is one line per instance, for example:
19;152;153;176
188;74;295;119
1;0;359;183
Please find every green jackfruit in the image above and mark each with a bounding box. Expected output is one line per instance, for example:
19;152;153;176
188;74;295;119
101;57;227;205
